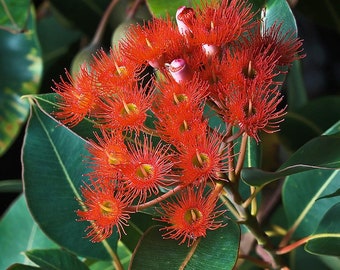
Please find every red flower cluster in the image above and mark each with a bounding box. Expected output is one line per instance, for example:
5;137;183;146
53;0;303;245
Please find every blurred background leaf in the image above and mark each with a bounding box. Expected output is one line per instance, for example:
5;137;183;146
0;194;58;269
0;4;42;156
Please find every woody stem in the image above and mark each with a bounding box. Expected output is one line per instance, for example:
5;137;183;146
127;185;184;211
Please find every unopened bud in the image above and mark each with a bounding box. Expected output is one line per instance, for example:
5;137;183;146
176;6;195;36
168;59;192;83
202;44;219;58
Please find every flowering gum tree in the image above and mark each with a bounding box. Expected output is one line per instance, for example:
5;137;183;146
24;0;310;269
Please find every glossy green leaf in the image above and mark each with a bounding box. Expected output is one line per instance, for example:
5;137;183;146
146;0;191;18
89;261;115;270
0;179;22;192
241;132;340;186
49;0;111;36
0;194;58;270
289;246;333;270
22;99;118;260
286;60;308;112
262;0;297;37
0;0;30;33
130;223;240;270
7;264;40;270
25;249;89;270
37;13;81;90
280;96;340;151
32;93;99;140
305;203;340;256
0;5;42;156
282;169;340;238
317;188;340;201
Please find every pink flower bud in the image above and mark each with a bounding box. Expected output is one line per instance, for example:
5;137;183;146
176;6;195;36
168;59;192;83
202;44;220;58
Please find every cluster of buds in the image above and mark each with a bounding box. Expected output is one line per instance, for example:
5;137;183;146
52;0;303;245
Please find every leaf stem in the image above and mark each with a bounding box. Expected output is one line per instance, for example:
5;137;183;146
91;0;120;46
102;240;124;270
235;133;248;177
127;185;184;211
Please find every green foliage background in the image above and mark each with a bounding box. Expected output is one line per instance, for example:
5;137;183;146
1;0;340;269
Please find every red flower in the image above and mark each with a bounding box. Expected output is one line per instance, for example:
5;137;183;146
121;136;176;203
95;82;154;131
223;83;286;142
120;18;185;69
155;105;208;148
252;22;305;67
157;185;226;246
177;130;227;186
53;67;99;127
87;130;129;180
155;73;208;115
220;41;280;90
76;180;133;242
90;48;140;96
184;0;254;48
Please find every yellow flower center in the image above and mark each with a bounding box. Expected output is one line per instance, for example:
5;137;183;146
173;93;188;105
99;200;118;216
192;151;209;169
121;101;139;117
136;163;154;180
184;208;203;225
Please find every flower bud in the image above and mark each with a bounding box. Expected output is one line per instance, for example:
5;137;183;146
168;59;192;83
202;44;220;58
176;6;195;36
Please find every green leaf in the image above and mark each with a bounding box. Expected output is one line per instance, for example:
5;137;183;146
146;0;191;18
305;203;340;256
37;13;81;90
241;133;340;186
22;99;118;260
0;0;30;33
289;246;333;270
282;169;340;238
49;0;111;36
0;179;22;193
0;5;42;156
286;60;308;112
280;96;340;151
262;0;298;37
317;188;340;201
89;261;115;270
25;249;90;270
130;223;240;270
7;264;40;270
32;93;99;140
0;194;58;270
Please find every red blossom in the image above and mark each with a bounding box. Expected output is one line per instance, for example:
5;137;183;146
95;82;154;131
155;73;208;114
90;48;140;96
155;105;208;148
223;83;287;142
177;130;228;186
156;185;226;246
53;67;99;127
121;136;177;203
120;18;185;69
252;22;305;67
76;180;133;242
186;0;255;48
86;130;129;180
